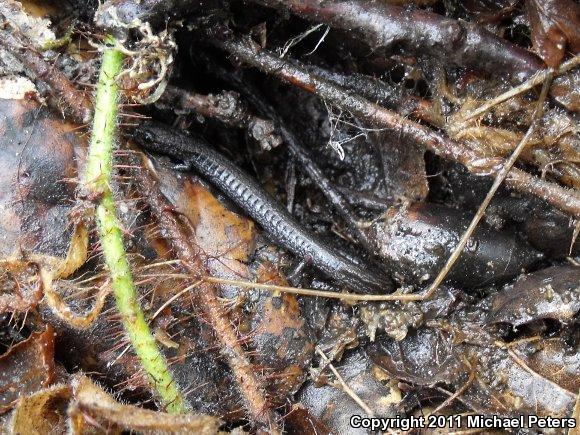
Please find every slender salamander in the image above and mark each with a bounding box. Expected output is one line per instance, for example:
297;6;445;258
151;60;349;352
134;121;392;294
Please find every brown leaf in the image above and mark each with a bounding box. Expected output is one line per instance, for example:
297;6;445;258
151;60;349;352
512;337;580;394
8;384;70;434
0;327;56;413
487;265;580;326
70;374;221;434
0;98;87;277
528;0;580;68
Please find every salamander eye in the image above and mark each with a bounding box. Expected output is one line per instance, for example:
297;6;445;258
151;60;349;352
136;129;154;143
144;131;154;141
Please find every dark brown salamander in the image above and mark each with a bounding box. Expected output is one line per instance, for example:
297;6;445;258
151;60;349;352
135;121;393;294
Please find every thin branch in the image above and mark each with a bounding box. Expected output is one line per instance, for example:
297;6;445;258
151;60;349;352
211;34;580;216
204;276;426;301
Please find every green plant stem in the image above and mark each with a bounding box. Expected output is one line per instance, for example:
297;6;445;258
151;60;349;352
84;36;188;414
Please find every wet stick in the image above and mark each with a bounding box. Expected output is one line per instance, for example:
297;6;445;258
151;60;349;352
83;36;188;413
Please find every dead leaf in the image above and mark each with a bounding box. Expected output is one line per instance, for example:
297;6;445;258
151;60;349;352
0;327;56;414
511;337;580;394
70;374;221;434
0;98;87;277
527;0;580;68
8;384;70;434
487;265;580;326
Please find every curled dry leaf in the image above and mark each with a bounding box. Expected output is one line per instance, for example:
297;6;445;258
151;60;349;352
5;374;222;434
7;384;70;435
70;374;221;434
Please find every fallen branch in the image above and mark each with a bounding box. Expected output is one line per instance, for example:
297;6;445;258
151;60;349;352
249;0;544;82
210;34;580;216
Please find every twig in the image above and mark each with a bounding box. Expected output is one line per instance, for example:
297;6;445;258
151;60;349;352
82;36;188;413
133;156;281;433
0;24;92;124
422;72;553;298
156;86;282;150
210;34;580;216
315;346;375;417
461;55;580;122
431;370;476;415
150;281;201;320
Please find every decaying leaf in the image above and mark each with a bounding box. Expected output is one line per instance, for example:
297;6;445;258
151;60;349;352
299;349;402;434
0;327;56;414
7;384;70;434
369;323;578;419
510;337;580;394
487;265;580;326
0;98;87;277
527;0;580;68
70;374;222;434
